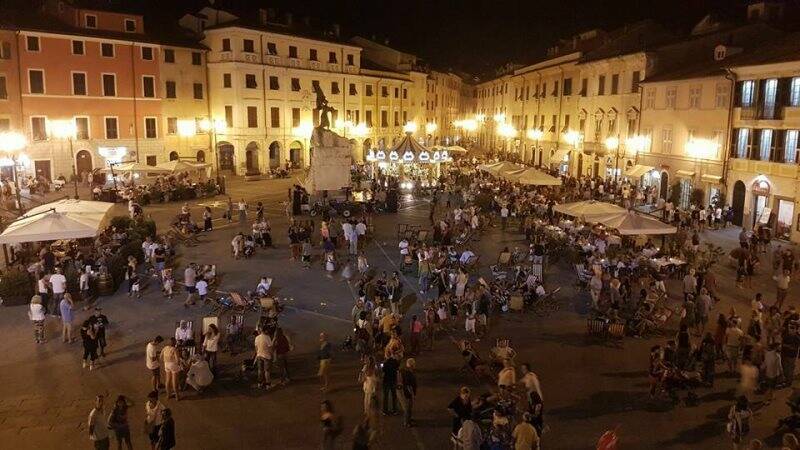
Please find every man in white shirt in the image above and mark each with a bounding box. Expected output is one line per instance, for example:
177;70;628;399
459;249;475;264
355;220;367;248
342;221;354;246
186;355;214;393
175;321;193;345
49;268;67;316
195;279;208;302
87;395;110;449
347;221;359;256
146;336;163;393
254;328;274;389
500;205;509;230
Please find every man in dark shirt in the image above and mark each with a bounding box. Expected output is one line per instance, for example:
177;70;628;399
781;326;800;386
87;308;110;357
381;355;400;415
399;358;418;427
447;387;473;434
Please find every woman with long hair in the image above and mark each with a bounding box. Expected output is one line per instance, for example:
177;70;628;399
202;324;220;371
161;338;181;401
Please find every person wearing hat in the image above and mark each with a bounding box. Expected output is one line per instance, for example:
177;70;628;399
28;295;46;344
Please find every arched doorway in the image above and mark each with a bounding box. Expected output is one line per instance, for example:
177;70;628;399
217;142;235;172
362;139;372;163
289;141;304;168
268;141;281;169
577;153;584;176
660;171;669;201
196;150;205;163
592;156;600;177
169;151;179;161
75;150;93;177
732;180;746;226
537;147;543;166
245;141;260;174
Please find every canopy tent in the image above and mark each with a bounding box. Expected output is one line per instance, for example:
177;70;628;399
589;211;677;235
0;200;113;244
98;162;171;175
446;145;468;154
502;168;561;186
553;200;627;217
624;164;655;178
156;160;210;173
477;161;503;172
485;161;524;176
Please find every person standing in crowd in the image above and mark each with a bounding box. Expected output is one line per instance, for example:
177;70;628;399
50;267;67;317
161;338;182;400
381;354;400;416
238;198;248;223
87;395;110;450
409;315;423;355
157;408;176;450
202;324;220;371
320;400;341;450
184;264;197;306
81;319;99;370
88;307;109;357
29;295;46;344
144;391;165;449
728;396;752;450
107;395;133;450
202;206;213;232
773;269;791;309
273;326;292;384
399;358;418;427
448;386;473;435
456;412;483;450
318;332;332;392
512;412;539;450
254;327;274;390
146;336;163;392
59;293;74;343
782;324;800;388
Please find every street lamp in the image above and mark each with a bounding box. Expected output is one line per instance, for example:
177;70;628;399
498;123;517;158
527;128;544;164
198;118;227;177
625;134;651;164
50;119;80;199
562;130;582;175
403;121;418;134
0;131;27;212
604;136;622;183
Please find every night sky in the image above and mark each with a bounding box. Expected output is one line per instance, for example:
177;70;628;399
8;0;759;76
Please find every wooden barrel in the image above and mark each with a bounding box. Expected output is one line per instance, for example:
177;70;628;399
97;273;114;296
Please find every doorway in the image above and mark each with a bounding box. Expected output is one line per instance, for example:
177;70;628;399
732;180;746;226
34;160;51;181
660;172;669;201
753;194;769;228
577;153;584;176
776;198;794;240
218;143;234;172
289;141;304;168
75;150;93;177
268;141;281;169
245;142;260;174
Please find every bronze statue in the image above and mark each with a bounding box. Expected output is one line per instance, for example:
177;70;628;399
313;83;335;130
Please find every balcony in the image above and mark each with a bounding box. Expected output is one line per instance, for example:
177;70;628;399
730;157;798;179
735;104;784;121
309;60;321;70
265;55;281;66
328;63;341;72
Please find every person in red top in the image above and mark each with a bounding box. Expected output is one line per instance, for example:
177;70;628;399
409;315;424;355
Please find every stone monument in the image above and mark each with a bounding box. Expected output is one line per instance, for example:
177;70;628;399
305;86;352;192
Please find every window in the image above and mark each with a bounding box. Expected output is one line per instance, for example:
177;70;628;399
365;110;373;127
785;130;799;163
191;52;201;65
403;111;407;123
741;80;755;107
143;76;155;98
270;107;280;127
381;86;388;97
563;78;572;96
245;74;257;89
124;19;136;32
267;42;277;55
102;74;115;96
144;117;157;138
71;40;84;55
292;108;301;127
0;42;10;59
760;129;773;160
101;43;114;58
31;117;46;141
763;78;778;118
689;86;702;108
645;88;656;109
403;88;407;99
224;106;233;128
75;117;89;139
243;39;254;53
627;118;636;137
26;36;39;52
580;78;587;96
611;74;619;95
394;111;399;126
269;76;279;90
309;49;318;61
328;51;337;63
146;156;157;166
715;83;728;108
141;47;153;61
661;127;673;153
366;85;374;97
247;106;258;128
349;83;357;95
84;14;97;29
736;128;750;158
790;78;800;107
288;46;298;58
541;82;546;98
0;75;6;99
223;73;231;88
381;110;388;127
347;54;354;65
193;83;203;99
163;49;175;63
72;72;87;95
104;117;118;139
331;81;340;95
598;75;606;95
666;87;676;109
165;81;176;98
167;117;177;135
631;71;641;93
291;78;300;91
28;70;44;94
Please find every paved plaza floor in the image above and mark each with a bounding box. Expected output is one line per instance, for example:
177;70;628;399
0;177;799;449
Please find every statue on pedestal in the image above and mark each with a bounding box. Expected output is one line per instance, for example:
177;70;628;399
313;83;335;130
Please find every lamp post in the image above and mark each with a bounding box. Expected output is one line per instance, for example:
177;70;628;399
562;130;582;175
51;120;80;199
198;118;227;179
497;123;517;159
0;131;27;212
425;122;437;147
527;128;544;165
604;136;621;183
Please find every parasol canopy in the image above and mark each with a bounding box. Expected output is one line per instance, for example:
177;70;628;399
589;211;677;235
477;161;502;172
98;162;171;174
0;200;114;244
502;168;561;186
156;160;210;173
485;161;524;176
446;145;468;154
553;200;627;217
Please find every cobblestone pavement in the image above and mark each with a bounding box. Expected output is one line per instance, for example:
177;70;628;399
1;177;799;449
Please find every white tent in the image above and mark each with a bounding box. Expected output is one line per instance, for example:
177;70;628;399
446;145;468;154
552;200;627;217
502;168;561;186
0;200;113;243
156;160;210;173
477;161;502;172
98;162;171;175
486;161;524;176
590;211;677;235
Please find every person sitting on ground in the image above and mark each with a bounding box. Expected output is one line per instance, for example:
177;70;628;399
256;277;272;297
186;354;213;393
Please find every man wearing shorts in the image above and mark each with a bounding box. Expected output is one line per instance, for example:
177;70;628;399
184;264;197;306
146;336;163;392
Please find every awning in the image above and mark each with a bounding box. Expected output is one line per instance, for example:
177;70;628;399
675;170;695;179
624;164;655;178
701;174;722;184
549;148;570;164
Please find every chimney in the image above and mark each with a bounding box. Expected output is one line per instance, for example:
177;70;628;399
285;12;293;26
332;23;340;37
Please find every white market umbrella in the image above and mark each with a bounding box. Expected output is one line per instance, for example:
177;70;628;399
553;200;627;218
24;199;114;217
477;161;502;172
446;145;468;154
590;211;677;235
502;168;561;186
0;209;111;243
98;162;171;174
486;161;524;176
156;160;210;173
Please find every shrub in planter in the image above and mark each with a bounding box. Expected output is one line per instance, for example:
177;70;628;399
0;268;34;306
